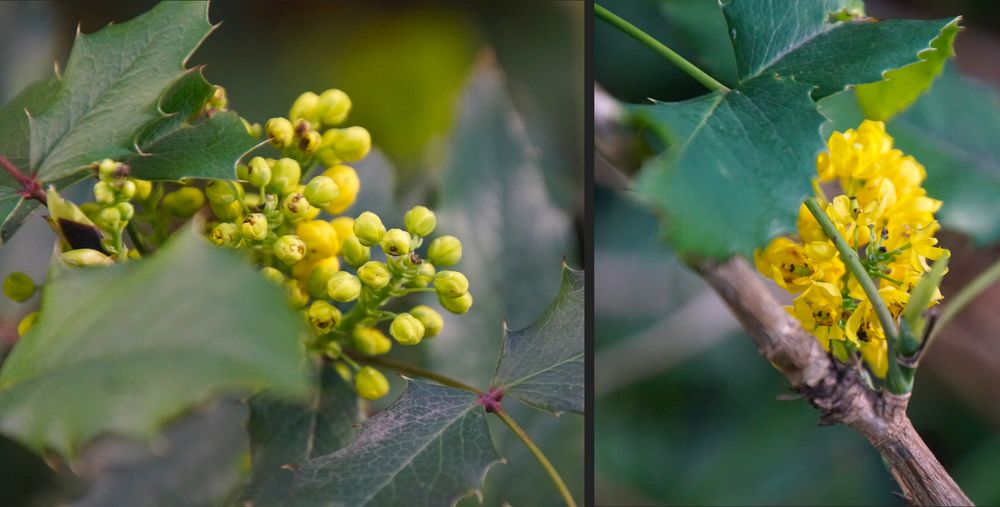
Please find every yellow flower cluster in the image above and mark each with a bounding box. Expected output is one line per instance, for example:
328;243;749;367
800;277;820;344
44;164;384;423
755;120;948;378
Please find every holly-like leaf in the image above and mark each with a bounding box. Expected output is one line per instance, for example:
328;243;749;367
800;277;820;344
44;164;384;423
887;65;1000;245
491;265;584;415
287;380;502;507
430;62;573;386
27;1;213;181
634;76;827;258
0;227;311;457
633;1;961;259
855;18;962;120
243;363;360;505
724;0;957;99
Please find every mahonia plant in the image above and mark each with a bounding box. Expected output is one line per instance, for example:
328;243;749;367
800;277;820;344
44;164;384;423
755;120;948;380
4;88;472;401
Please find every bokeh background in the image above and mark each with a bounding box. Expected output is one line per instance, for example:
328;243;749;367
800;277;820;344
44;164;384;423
596;0;1000;505
0;2;583;505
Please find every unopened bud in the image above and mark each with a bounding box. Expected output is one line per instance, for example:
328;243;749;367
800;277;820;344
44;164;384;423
241;213;268;241
274;235;307;265
434;270;469;297
404;206;437;237
410;305;444;338
353;211;385;247
265;117;294;148
307;300;342;334
390;313;425;345
269;158;302;195
303;176;340;208
341;236;370;268
427;235;462;267
3;272;36;302
438;292;473;314
357;261;391;289
318;88;352;126
61;248;114;267
327;271;362;302
354;366;389;400
211;222;241;247
380;228;411;256
163;187;205;218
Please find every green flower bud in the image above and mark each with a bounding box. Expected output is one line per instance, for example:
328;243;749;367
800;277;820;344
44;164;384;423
327;271;362;302
241;213;268;241
281;193;313;222
341;236;370;268
306;262;340;299
210;200;243;222
404;205;437;237
380;228;411;256
318;88;352;126
116;202;135;222
324;340;343;359
259;266;285;285
98;158;123;181
211;223;241;247
353;211;385;247
307;300;342;334
17;311;39;337
326;126;371;162
390;313;425;345
439;292;473;314
3;272;36;302
208;85;228;110
247;156;272;189
299;130;321;153
286;280;310;309
289;91;320;123
303;176;340;208
206;180;242;205
410;305;443;338
117;179;137;201
97;207;122;231
268;158;302;194
335;362;353;381
357;261;391;289
133;179;153;201
236;163;249;180
355;366;389;400
163;187;205;218
61;248;114;267
412;262;436;288
94;181;116;204
434;270;469;297
266;117;294;148
427;235;462;267
352;327;391;355
274;235;307;265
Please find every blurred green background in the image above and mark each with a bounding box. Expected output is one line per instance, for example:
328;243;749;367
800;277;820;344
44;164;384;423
596;0;1000;505
0;2;582;505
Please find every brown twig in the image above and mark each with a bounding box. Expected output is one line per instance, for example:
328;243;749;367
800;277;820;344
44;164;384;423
0;154;47;204
595;86;973;506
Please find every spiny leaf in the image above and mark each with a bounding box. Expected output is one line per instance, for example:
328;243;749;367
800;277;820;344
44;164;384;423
855;18;962;120
0;227;311;457
28;1;213;181
287;380;502;507
242;363;360;505
491;265;584;415
634;75;826;258
886;65;1000;245
723;0;958;99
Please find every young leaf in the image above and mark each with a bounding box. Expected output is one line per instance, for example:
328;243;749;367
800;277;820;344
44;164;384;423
491;265;584;415
430;62;573;385
287;380;502;507
633;1;961;259
242;363;360;505
27;1;213;181
887;65;1000;245
0;227;311;457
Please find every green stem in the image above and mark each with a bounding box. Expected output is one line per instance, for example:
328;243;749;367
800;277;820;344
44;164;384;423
594;3;729;92
926;254;1000;348
804;197;908;393
345;351;480;394
494;408;578;507
125;220;150;255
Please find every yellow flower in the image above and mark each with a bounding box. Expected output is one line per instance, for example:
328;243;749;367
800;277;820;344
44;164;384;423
860;339;889;379
296;220;340;262
754;238;813;292
790;282;844;351
322;165;361;215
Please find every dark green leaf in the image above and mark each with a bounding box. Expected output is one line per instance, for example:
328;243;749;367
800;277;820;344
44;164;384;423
28;1;213;181
135;68;216;149
724;0;957;99
634;76;826;258
287;380;501;507
0;227;311;457
887;65;1000;245
492;265;584;415
429;63;573;386
243;363;360;505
